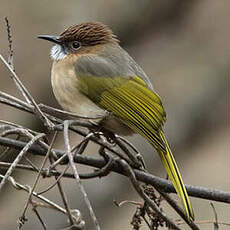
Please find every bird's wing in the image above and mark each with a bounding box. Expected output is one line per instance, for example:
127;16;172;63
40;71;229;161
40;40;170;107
76;72;167;152
75;56;194;220
75;48;153;88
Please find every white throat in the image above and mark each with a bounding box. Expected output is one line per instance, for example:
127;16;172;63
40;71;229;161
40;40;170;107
50;44;67;60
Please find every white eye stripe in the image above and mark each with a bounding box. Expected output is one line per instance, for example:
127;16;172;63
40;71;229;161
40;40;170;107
50;44;67;60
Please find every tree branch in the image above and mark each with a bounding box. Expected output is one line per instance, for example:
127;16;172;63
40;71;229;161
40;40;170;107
1;136;230;204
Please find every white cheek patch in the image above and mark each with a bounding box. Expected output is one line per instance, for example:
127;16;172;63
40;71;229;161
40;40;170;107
50;44;67;60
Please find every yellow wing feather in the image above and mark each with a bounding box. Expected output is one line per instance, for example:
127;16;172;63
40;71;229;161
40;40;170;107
78;75;194;220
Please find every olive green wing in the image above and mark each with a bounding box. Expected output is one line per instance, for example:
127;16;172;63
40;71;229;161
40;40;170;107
77;75;167;152
95;77;194;219
75;56;194;219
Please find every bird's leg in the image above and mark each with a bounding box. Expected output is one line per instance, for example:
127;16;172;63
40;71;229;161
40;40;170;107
98;129;145;169
100;128;117;145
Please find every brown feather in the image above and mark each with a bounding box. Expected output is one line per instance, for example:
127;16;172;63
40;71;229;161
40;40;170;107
59;22;119;46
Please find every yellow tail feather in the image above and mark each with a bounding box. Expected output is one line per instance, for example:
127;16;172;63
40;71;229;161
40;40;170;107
96;76;194;220
158;131;194;220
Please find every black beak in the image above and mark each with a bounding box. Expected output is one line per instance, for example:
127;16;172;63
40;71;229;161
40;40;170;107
37;35;61;44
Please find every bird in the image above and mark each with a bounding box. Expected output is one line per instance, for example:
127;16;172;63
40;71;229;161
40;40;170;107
38;22;194;220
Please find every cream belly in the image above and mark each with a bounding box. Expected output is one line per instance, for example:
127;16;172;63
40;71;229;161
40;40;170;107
51;60;106;118
51;60;134;136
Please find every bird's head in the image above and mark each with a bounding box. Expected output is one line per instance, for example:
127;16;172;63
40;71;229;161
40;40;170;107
38;22;119;61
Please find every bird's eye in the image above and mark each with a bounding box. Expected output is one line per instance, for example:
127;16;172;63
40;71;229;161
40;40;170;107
71;41;81;50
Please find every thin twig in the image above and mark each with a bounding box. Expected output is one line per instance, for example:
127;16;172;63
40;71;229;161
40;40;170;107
114;200;142;207
31;200;48;230
0;133;45;191
37;165;69;195
116;135;146;168
63;121;101;230
39;103;107;120
210;203;219;230
0;161;74;178
0;92;34;113
19;132;56;221
0;54;54;129
119;159;182;230
0;94;138;158
23;156;40;172
5;17;14;71
115;136;142;168
1;136;230;204
0;174;84;227
46;132;75;226
177;220;230;227
49;132;92;170
158;191;199;230
48;152;68;169
55;172;75;226
71;131;98;153
0;119;39;135
0;146;11;160
78;156;114;179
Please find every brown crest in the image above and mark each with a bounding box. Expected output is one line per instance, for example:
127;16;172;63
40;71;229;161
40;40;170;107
59;22;119;46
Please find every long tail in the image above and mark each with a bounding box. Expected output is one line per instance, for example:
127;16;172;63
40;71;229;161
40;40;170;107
157;131;194;220
98;77;194;220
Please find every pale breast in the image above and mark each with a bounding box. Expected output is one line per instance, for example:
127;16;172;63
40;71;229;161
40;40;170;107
51;57;134;136
51;59;106;118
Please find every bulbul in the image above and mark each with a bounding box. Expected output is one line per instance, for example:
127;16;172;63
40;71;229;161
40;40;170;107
38;22;194;220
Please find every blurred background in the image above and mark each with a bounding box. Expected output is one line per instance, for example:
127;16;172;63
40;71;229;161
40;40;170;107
1;0;230;229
